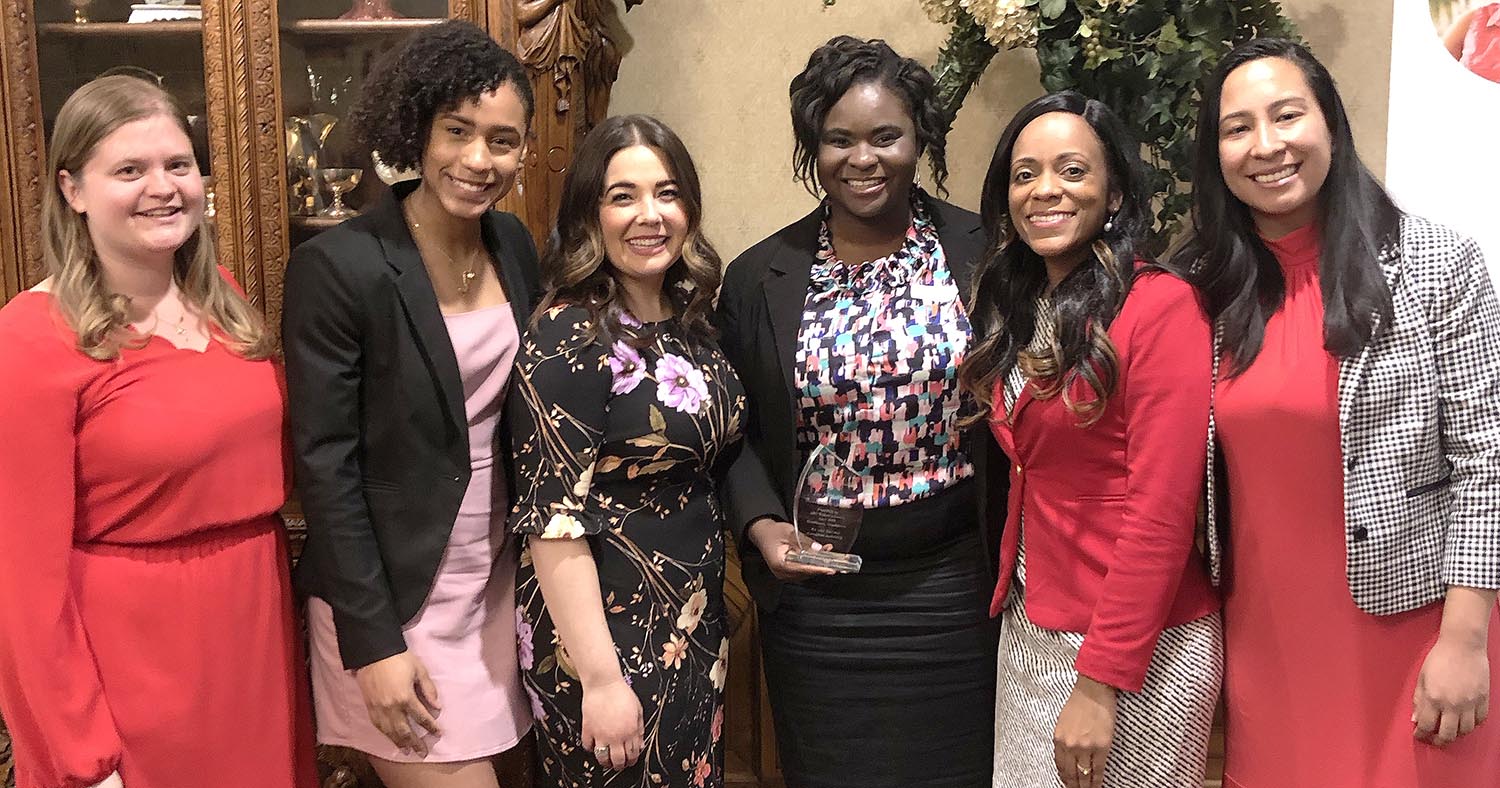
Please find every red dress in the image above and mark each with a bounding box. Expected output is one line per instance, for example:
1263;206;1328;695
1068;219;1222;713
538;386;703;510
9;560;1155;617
0;291;317;788
1215;224;1500;788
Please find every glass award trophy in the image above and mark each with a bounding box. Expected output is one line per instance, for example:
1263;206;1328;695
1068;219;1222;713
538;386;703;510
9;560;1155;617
785;441;864;573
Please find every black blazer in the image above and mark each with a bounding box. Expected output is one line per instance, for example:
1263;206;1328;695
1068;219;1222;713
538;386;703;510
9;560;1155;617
714;196;1006;611
283;181;541;670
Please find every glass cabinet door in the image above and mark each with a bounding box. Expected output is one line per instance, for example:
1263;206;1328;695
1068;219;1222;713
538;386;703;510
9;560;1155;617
277;0;461;246
32;1;217;220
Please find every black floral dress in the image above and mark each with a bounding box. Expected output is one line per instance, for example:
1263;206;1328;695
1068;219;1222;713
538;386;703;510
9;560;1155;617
509;304;745;788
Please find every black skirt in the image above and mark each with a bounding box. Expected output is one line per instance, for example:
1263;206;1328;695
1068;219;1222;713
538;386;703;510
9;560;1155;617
758;480;997;788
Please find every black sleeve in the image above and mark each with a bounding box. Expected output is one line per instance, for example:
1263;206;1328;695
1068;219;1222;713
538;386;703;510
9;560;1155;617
713;258;789;547
507;306;613;538
282;240;406;670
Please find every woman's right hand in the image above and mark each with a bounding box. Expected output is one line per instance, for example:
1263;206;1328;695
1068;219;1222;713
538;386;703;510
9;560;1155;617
582;677;644;770
355;650;443;755
747;518;839;582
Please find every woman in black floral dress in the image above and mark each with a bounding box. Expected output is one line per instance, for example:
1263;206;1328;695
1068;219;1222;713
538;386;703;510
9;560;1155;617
508;115;744;788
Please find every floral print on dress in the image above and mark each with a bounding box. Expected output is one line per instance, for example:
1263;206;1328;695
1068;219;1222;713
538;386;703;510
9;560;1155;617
509;304;744;788
795;190;976;508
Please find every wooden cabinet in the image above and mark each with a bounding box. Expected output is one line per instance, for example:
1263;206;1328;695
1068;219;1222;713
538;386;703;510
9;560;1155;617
0;3;782;786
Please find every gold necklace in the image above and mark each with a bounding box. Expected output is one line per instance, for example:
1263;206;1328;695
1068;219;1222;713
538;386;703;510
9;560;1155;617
407;206;482;295
134;305;188;336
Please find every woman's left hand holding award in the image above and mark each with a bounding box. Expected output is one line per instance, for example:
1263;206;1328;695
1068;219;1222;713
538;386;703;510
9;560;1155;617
746;518;842;581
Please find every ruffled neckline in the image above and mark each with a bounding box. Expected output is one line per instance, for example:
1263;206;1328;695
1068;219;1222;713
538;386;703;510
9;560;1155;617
1260;221;1322;271
809;189;935;299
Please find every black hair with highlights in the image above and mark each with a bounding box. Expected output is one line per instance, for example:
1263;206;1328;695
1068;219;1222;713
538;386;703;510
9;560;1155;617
789;35;950;197
350;20;535;172
959;90;1160;428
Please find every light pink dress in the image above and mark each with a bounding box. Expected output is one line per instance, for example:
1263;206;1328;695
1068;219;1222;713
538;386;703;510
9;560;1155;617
308;304;531;762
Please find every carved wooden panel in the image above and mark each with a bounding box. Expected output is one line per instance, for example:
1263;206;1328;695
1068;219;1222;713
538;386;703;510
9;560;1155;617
0;59;20;300
0;0;45;299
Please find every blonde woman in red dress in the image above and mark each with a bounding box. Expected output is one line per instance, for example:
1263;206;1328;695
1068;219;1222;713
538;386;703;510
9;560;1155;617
0;76;316;788
1176;38;1500;788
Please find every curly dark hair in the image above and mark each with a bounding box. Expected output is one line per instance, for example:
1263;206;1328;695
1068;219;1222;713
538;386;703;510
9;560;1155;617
789;35;950;197
350;20;535;172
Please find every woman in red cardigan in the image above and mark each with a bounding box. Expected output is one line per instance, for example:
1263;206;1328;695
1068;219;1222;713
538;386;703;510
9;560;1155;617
959;91;1222;788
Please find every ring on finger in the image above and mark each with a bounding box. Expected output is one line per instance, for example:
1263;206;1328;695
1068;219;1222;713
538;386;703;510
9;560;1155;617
1077;763;1093;776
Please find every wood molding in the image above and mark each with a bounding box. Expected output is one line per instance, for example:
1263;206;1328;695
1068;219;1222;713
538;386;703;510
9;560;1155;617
206;0;288;335
241;0;287;337
0;46;18;301
0;0;45;297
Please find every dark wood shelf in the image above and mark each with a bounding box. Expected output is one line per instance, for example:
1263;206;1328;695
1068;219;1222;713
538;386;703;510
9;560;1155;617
38;21;202;37
290;215;356;230
280;17;444;36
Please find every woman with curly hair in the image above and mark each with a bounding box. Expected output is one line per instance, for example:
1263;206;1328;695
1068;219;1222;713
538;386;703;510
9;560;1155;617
282;20;540;787
716;35;999;788
0;74;316;788
506;114;744;786
962;91;1222;788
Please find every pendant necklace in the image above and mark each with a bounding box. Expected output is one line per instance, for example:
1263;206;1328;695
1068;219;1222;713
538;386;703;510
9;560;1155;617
408;205;481;295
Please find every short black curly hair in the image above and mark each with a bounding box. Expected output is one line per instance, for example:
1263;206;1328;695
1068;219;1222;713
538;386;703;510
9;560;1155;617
789;35;949;197
350;20;535;172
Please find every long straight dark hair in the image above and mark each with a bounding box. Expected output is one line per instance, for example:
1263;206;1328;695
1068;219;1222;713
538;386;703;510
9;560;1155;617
958;91;1156;428
1173;38;1397;376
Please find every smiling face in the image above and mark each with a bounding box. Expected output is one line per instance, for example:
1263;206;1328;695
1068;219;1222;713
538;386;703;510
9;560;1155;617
1006;111;1119;272
419;84;528;221
815;81;920;226
1216;56;1333;238
58;112;204;267
599;144;687;292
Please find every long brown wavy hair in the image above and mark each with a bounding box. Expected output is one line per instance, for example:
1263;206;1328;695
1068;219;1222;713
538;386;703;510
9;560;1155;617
42;75;270;360
533;114;721;347
958;91;1157;429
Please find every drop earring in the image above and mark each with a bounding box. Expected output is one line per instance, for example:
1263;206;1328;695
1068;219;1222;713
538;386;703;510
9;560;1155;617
516;166;525;198
1103;215;1115;233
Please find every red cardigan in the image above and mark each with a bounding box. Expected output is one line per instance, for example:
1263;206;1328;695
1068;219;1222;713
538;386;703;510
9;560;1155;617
988;271;1220;692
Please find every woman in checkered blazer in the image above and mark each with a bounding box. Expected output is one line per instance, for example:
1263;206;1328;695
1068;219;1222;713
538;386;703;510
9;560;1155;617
1174;38;1500;787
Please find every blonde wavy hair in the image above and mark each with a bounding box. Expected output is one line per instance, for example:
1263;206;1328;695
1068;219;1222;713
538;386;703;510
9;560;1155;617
533;114;722;348
42;75;270;360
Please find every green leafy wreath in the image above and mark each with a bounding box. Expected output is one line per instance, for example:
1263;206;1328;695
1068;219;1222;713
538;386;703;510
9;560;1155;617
622;0;1300;241
925;0;1300;242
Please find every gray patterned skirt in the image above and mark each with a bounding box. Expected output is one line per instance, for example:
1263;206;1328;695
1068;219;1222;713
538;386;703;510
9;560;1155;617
992;546;1223;788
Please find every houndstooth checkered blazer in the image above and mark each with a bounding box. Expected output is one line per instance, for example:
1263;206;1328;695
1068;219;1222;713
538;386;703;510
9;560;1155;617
1203;214;1500;614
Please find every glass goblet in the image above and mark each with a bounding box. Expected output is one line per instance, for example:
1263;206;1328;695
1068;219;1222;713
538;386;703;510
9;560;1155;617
318;168;362;219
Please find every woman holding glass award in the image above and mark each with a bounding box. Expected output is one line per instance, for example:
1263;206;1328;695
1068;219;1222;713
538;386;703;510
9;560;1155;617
282;22;540;788
507;114;745;786
959;92;1223;788
716;36;1000;788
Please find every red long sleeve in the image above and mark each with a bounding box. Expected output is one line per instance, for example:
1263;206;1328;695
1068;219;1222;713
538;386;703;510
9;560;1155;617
1073;274;1213;691
0;297;123;788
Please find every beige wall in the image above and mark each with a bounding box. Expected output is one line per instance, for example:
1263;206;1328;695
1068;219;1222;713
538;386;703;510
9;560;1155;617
607;0;1393;259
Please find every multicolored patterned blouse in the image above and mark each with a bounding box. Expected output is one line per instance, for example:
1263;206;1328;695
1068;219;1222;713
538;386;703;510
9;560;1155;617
795;192;974;508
